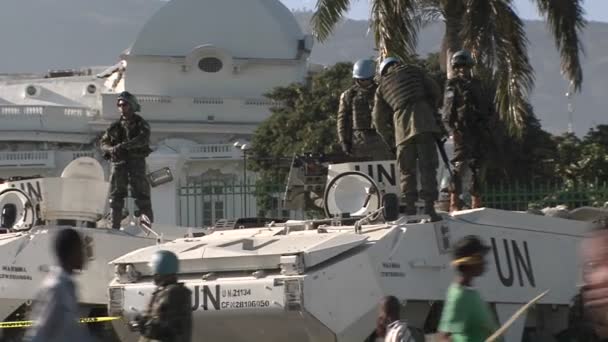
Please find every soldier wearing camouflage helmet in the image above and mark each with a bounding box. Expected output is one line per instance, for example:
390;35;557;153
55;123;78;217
129;250;192;342
100;91;154;229
373;57;445;221
443;50;490;212
337;59;394;161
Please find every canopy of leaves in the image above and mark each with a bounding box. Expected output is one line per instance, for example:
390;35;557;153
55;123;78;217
247;62;353;180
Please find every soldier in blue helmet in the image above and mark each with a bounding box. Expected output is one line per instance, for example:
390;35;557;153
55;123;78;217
373;57;445;221
130;250;192;342
337;59;394;161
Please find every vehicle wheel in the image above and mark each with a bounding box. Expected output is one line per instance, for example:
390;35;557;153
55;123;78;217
382;193;399;221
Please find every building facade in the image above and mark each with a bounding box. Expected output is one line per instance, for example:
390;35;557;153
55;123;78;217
0;0;313;226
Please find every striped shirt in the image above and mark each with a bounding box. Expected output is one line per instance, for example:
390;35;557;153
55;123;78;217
385;320;415;342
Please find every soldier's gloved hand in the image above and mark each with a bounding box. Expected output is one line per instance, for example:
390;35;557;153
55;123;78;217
341;142;352;155
128;315;144;332
111;144;125;155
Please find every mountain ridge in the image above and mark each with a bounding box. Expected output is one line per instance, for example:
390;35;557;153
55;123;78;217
0;1;604;135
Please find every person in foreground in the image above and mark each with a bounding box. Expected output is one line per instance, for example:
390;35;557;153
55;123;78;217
24;228;91;342
582;218;608;340
130;250;192;342
367;296;415;342
438;235;501;342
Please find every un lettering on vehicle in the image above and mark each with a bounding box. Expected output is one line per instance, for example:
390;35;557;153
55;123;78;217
191;285;270;311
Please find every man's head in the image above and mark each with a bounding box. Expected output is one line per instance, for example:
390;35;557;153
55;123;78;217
116;91;140;118
54;228;85;274
352;59;375;87
149;250;179;286
451;50;474;77
380;295;401;321
451;235;491;278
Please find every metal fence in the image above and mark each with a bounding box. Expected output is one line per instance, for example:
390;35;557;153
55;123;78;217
178;179;304;227
177;179;608;227
482;180;608;211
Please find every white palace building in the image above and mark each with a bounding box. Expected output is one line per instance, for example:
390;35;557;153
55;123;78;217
0;0;314;226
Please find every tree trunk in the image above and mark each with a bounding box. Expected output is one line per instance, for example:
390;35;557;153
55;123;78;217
441;0;466;79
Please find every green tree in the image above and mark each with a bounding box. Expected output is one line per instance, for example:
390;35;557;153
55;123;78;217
248;62;353;179
311;0;586;135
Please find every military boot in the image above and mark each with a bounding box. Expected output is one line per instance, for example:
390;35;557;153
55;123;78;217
449;193;462;213
424;201;442;222
471;195;482;209
401;198;417;216
111;208;122;230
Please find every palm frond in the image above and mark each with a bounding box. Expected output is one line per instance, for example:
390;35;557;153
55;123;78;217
311;0;351;42
371;0;421;61
414;0;443;27
462;0;535;136
535;0;586;91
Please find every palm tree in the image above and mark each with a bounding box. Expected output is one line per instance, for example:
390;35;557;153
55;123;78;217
311;0;585;134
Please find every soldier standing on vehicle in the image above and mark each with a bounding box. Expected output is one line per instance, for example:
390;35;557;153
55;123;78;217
373;57;445;222
130;250;192;342
443;50;489;212
438;235;502;342
100;91;154;229
338;59;394;161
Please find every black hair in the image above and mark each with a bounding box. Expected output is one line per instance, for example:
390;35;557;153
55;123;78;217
54;228;83;263
376;296;401;337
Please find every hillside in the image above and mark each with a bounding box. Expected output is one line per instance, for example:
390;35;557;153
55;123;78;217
0;0;605;134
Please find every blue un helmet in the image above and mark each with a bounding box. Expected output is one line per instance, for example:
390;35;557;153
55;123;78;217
451;50;474;68
379;57;399;76
149;250;179;276
352;59;376;80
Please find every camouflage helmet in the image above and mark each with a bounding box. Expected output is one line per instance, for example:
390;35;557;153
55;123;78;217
117;91;141;112
352;59;376;79
379;57;400;76
149;250;179;276
451;50;474;68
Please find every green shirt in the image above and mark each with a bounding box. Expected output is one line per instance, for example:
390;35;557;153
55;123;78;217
438;283;501;342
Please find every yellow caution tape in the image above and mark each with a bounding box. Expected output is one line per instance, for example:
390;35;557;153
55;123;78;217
0;316;120;329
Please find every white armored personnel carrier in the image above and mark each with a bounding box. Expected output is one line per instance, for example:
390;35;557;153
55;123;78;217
0;157;206;341
108;153;607;342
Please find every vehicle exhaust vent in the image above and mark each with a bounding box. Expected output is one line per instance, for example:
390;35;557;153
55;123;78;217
108;287;124;316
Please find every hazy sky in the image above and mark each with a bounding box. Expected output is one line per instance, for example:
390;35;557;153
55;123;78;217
280;0;608;23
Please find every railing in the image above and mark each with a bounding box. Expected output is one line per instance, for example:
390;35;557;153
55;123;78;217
482;181;608;211
0;151;55;168
101;93;280;123
178;179;608;227
178;178;302;227
187;144;241;160
0;105;98;132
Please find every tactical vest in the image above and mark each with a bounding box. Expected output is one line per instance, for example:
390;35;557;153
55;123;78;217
445;76;486;130
378;64;426;111
346;84;377;130
105;114;152;159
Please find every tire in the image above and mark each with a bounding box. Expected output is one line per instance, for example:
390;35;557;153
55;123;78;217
382;193;400;221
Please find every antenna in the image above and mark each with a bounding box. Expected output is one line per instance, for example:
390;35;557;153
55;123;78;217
565;81;575;134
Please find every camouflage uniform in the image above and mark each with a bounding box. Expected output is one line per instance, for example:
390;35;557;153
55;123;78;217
100;107;153;228
137;283;192;342
373;62;442;219
443;74;489;201
338;83;394;160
